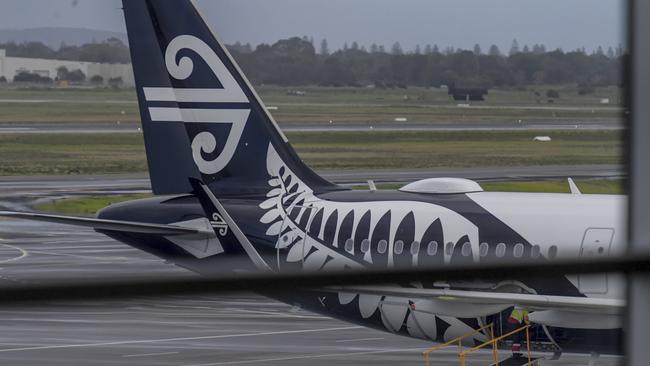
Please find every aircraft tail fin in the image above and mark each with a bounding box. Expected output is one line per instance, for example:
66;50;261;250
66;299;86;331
122;0;338;196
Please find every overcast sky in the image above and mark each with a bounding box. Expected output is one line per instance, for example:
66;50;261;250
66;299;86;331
0;0;625;52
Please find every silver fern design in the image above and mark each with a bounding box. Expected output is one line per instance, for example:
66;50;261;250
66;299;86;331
259;144;489;342
259;144;483;341
259;143;481;270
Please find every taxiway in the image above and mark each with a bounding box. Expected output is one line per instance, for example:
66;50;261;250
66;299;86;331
0;220;622;365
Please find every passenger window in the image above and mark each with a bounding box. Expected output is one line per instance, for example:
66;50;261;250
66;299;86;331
531;245;541;258
361;239;370;253
496;243;506;258
427;241;438;256
548;245;558;259
445;242;454;255
461;242;472;257
479;242;489;257
410;241;420;255
345;238;354;253
394;240;404;254
513;243;524;258
378;240;388;254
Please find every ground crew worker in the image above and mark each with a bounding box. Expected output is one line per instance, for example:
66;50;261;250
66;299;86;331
508;307;530;357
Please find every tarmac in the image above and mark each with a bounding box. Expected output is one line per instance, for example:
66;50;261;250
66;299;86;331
0;162;625;365
0;119;623;134
0;220;623;365
0;164;624;199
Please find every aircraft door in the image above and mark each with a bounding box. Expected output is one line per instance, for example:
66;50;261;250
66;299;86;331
578;228;614;294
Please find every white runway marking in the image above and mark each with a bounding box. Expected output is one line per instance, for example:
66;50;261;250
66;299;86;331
122;351;179;358
335;337;385;343
27;249;129;261
236;309;327;319
0;243;28;264
0;326;363;353
183;347;427;366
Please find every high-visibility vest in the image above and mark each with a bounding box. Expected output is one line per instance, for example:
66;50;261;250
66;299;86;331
508;308;530;325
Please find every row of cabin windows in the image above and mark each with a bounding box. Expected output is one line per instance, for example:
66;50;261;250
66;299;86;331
343;239;558;259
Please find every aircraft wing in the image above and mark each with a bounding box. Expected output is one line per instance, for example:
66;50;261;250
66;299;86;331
0;211;208;236
332;285;624;314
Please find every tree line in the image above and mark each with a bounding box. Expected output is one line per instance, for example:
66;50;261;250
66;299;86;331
0;37;624;88
0;38;130;64
229;38;624;89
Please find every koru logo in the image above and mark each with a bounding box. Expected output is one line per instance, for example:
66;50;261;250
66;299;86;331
143;35;251;175
210;212;229;236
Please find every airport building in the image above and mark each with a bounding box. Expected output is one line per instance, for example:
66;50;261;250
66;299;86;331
0;49;134;86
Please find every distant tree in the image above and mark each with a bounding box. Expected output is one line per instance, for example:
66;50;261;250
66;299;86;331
318;56;356;86
370;43;379;53
391;42;403;55
90;75;104;85
351;41;359;50
424;44;432;54
473;44;482;55
13;71;52;84
108;76;123;88
509;39;520;56
56;66;69;81
56;66;85;82
596;46;605;56
415;44;421;54
432;44;440;54
488;45;501;56
532;44;546;55
607;46;615;59
0;76;6;83
320;39;330;55
378;45;386;53
343;42;349;51
228;42;253;54
522;45;530;53
67;69;86;82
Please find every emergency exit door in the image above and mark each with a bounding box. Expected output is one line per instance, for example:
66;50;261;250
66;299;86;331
578;228;614;294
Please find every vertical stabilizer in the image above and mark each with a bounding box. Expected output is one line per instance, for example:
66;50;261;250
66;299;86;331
123;0;338;196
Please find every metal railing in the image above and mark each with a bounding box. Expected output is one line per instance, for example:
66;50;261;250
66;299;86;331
423;323;496;366
459;325;532;366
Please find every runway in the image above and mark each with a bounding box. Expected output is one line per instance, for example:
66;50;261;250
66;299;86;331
0;220;622;365
0;165;624;201
0;119;623;134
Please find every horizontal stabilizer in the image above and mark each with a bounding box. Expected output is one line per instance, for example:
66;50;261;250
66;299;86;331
0;211;208;236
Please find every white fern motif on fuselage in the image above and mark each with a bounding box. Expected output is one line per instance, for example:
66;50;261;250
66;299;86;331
258;143;488;342
259;143;480;271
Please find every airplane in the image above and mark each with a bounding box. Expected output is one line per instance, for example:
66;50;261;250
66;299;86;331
0;0;626;361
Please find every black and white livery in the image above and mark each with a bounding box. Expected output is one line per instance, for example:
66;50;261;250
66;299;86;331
1;0;626;357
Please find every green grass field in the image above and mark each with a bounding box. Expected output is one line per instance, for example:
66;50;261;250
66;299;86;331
0;130;621;175
36;194;151;215
259;85;623;124
0;85;623;124
35;179;624;216
291;130;622;170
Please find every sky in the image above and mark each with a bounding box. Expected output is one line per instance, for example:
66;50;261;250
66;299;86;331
0;0;625;52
